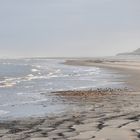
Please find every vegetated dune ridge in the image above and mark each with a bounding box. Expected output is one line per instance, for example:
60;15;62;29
117;48;140;55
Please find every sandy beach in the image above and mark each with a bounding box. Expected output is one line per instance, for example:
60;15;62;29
1;0;140;139
64;59;140;90
0;59;140;140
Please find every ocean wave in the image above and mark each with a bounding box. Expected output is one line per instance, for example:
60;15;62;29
31;69;39;72
0;75;30;88
26;74;47;80
55;69;61;73
83;67;100;71
0;83;15;88
0;78;18;88
0;110;9;115
33;65;41;68
0;72;62;87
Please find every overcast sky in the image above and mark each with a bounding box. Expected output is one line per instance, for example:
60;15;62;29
0;0;140;58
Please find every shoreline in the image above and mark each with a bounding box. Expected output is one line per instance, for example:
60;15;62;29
0;59;140;140
0;90;140;140
64;59;140;91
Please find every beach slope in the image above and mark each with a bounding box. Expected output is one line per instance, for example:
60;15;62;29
0;59;140;140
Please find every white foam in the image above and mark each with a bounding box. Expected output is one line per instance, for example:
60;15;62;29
47;72;53;76
35;65;41;68
49;75;59;78
27;74;34;77
47;72;60;78
0;77;25;88
31;69;39;72
0;110;9;115
16;92;24;95
0;81;16;88
55;69;61;73
26;74;47;80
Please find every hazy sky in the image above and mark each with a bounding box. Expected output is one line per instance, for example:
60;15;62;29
0;0;140;58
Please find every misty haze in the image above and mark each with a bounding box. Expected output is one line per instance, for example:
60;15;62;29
0;1;140;140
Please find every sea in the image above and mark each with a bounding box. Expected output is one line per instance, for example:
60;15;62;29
0;58;128;119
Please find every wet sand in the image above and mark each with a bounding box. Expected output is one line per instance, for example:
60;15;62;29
64;59;140;90
0;59;140;140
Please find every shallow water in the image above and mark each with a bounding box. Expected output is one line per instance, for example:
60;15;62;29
0;58;126;119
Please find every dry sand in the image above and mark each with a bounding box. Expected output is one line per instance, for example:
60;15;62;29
0;59;140;140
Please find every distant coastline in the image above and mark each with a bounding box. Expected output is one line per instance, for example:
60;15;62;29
117;48;140;56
